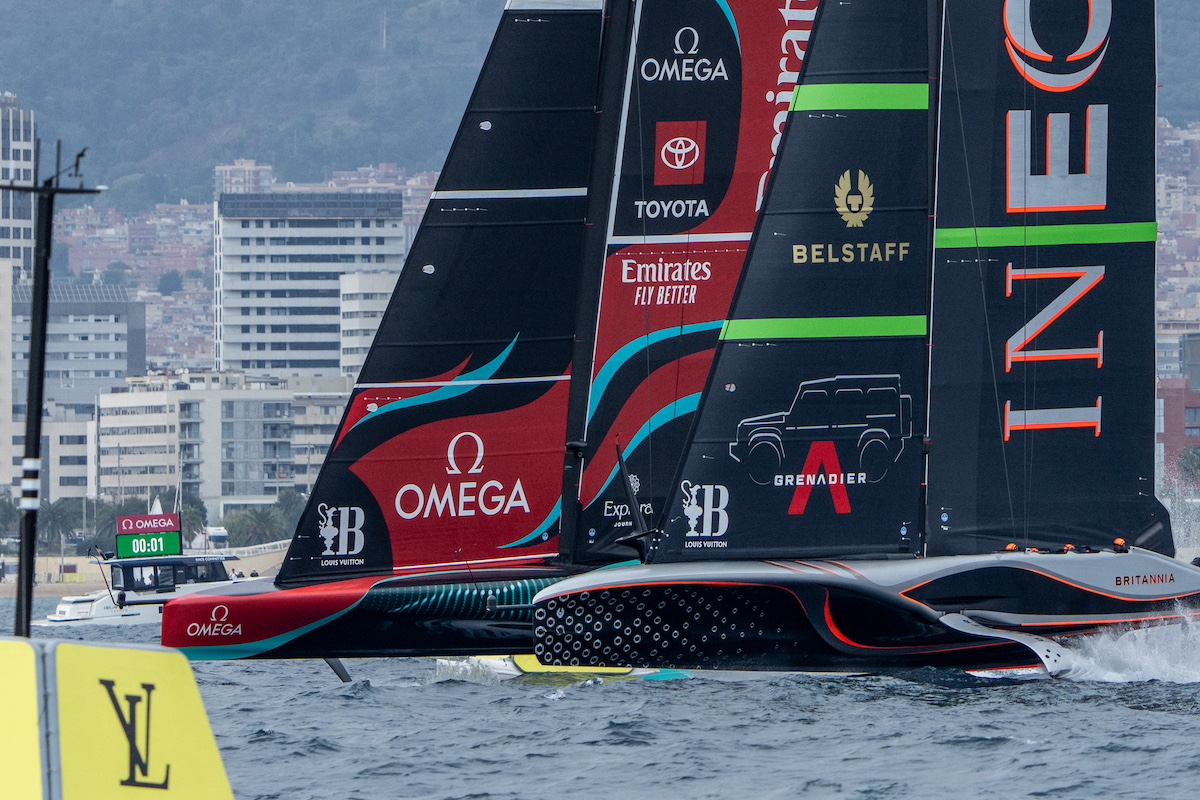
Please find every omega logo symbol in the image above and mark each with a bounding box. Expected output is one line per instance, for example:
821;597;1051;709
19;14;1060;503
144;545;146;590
446;431;485;475
661;136;700;171
673;26;700;55
210;605;229;623
1004;0;1111;92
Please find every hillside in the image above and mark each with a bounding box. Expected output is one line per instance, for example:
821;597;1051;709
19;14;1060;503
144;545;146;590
0;0;1194;211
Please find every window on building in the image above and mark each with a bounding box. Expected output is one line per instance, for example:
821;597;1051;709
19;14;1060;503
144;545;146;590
255;237;265;245
375;255;386;263
376;237;384;245
361;237;371;245
256;255;266;263
240;256;250;263
361;220;371;228
240;237;250;245
256;220;264;228
241;221;250;229
1187;408;1200;424
376;220;385;228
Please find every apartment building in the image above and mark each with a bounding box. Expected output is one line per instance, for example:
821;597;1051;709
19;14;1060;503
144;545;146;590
213;192;407;377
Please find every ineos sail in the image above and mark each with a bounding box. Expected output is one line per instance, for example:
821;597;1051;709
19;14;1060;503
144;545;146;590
925;0;1171;556
565;0;822;563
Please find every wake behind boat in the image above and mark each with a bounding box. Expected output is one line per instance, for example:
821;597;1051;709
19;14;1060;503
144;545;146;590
531;0;1200;675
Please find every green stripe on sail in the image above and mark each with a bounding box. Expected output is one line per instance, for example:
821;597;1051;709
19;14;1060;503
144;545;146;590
790;83;928;112
721;316;927;341
935;222;1158;249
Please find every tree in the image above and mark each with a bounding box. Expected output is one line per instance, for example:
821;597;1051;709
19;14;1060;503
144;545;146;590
157;269;184;295
0;495;17;538
222;506;286;547
37;498;81;548
102;261;130;286
273;489;307;535
155;488;209;536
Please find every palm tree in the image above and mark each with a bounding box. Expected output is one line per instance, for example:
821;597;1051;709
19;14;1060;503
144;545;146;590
0;495;17;538
273;489;307;535
223;506;285;547
37;498;81;548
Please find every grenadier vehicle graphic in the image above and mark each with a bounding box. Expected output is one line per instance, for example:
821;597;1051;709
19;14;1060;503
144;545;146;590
728;374;913;485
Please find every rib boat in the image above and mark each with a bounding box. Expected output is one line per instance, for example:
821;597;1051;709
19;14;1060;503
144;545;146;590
530;0;1200;674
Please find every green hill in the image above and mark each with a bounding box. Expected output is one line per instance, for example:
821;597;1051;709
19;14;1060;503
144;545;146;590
0;0;1194;211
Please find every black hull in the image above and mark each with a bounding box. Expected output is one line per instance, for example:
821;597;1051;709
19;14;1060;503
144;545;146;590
163;566;575;660
531;549;1200;672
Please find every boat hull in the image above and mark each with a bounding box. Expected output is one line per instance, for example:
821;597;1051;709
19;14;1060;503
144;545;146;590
35;580;241;628
161;564;577;660
530;549;1200;671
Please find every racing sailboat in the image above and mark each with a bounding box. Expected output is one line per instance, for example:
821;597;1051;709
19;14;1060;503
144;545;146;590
161;0;817;659
531;0;1200;673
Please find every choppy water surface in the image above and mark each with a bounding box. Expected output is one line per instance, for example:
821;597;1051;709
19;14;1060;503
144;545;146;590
7;597;1200;799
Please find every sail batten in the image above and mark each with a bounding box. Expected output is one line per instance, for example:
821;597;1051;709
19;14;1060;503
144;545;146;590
935;222;1158;248
791;83;930;111
721;316;928;341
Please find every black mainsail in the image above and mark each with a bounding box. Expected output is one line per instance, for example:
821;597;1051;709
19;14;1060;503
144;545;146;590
646;0;932;561
925;0;1171;556
164;0;613;658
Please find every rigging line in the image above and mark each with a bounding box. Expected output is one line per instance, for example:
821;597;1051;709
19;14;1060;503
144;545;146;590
946;4;1019;543
631;7;656;514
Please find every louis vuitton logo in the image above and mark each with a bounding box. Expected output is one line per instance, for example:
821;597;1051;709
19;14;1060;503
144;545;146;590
100;679;171;790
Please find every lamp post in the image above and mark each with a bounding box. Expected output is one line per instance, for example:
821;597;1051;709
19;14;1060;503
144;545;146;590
11;142;102;637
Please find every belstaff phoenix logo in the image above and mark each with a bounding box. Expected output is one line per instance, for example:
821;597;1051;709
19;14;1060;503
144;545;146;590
101;678;171;789
1004;0;1111;92
835;170;874;227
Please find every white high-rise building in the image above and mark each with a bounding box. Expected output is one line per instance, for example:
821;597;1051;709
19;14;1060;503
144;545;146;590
214;192;408;377
97;372;350;519
0;92;35;501
339;270;400;378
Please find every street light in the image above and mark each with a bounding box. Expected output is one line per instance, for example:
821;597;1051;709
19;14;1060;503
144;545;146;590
11;141;103;637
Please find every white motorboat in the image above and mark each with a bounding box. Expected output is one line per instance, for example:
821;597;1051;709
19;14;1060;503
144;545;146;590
38;553;242;627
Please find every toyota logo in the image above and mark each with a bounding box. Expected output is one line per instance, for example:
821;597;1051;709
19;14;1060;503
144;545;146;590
660;136;699;171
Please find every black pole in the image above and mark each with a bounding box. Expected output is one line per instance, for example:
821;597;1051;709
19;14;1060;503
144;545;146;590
11;142;100;637
13;181;55;637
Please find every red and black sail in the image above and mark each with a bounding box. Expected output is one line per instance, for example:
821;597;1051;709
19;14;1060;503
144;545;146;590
276;0;607;585
925;0;1171;555
648;0;933;561
563;0;823;564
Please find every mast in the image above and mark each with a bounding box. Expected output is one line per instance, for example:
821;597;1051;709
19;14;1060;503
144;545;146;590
559;0;639;563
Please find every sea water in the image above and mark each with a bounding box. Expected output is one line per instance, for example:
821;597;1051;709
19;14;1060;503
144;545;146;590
6;597;1200;800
